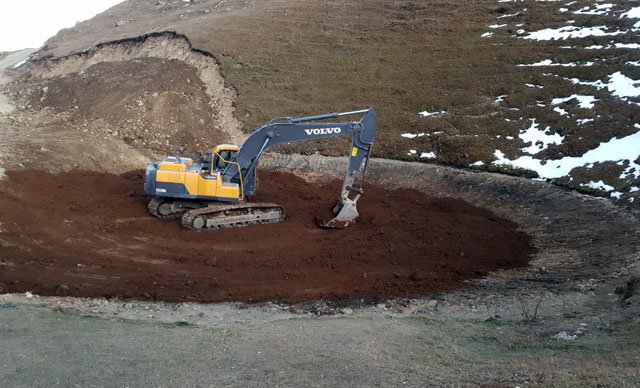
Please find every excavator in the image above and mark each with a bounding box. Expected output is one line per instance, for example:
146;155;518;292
143;108;376;229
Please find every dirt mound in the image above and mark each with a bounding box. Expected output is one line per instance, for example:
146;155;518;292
0;170;534;303
29;58;218;153
4;33;243;160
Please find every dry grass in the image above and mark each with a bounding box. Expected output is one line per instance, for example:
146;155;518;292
23;0;640;204
405;317;640;387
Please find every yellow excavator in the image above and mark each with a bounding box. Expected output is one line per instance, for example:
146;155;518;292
144;108;377;229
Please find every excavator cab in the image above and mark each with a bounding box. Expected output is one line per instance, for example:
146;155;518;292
212;144;239;173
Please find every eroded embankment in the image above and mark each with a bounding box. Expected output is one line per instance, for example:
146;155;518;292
0;32;249;176
0;169;534;303
12;32;244;145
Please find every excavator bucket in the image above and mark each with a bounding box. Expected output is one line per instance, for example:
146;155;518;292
320;194;360;229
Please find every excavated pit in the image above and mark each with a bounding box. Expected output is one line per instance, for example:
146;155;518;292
2;33;637;308
0;169;534;303
0;34;540;304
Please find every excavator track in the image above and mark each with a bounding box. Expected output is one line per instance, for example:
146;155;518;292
148;197;208;220
181;203;285;230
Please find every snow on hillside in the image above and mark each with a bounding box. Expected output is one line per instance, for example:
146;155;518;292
406;2;640;204
491;2;639;201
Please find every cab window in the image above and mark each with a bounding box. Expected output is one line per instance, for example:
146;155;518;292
214;150;237;171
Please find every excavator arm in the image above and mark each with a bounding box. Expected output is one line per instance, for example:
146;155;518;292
223;108;377;227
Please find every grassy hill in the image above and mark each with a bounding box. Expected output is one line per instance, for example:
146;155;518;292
13;0;640;204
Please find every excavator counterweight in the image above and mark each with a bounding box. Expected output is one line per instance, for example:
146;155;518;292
144;109;377;229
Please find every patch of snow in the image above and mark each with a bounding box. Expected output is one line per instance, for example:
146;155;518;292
621;159;640;178
495;95;508;104
519;119;564;155
627;61;640;66
610;191;623;199
418;111;446;118
493;125;640;179
407;149;417;156
581;180;614;192
420;152;436;159
498;12;520;19
630;186;639;193
506;136;514;140
615;43;640;49
551;95;598;109
606;72;640;98
470;161;484;167
401;133;426;139
586;43;640;50
489;24;508;29
621;6;640;19
574;3;613;16
525;83;544;89
481;32;494;38
518;59;593;67
576;118;594;125
521;26;626;41
554;107;568;116
567;72;640;98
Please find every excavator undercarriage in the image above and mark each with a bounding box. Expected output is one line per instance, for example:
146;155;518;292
148;198;285;230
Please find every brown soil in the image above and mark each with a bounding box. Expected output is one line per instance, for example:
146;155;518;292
7;56;228;156
0;170;534;303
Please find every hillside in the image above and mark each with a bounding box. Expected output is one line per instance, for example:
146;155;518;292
2;0;638;205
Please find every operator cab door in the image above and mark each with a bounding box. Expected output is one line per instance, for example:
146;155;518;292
197;149;232;197
213;149;237;173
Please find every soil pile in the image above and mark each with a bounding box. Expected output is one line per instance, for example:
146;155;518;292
0;170;535;303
